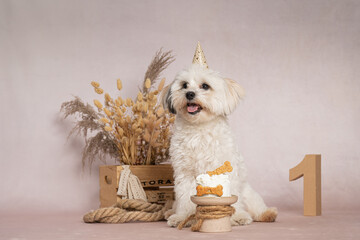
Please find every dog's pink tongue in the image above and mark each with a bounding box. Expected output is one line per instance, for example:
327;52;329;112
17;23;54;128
187;105;199;113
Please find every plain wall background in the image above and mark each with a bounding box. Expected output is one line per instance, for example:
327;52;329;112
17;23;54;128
1;0;359;213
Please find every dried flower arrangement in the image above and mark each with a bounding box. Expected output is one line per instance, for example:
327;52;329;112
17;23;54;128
61;50;175;167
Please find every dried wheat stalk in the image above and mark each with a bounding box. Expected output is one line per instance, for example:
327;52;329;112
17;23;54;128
90;78;175;165
61;49;175;168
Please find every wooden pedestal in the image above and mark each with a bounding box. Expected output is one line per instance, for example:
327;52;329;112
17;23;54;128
191;195;238;233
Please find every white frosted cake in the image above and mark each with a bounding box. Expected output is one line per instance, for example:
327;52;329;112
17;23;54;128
196;161;233;197
196;173;231;197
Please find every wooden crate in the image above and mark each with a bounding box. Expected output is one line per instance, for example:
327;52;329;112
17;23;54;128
99;164;175;207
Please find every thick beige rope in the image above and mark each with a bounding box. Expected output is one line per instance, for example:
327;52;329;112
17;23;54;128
83;199;173;223
115;198;164;212
178;205;235;231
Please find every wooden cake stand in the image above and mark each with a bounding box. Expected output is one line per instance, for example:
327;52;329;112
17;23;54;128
191;195;238;233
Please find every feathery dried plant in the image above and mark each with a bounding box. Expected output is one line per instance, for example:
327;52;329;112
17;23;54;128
142;49;175;94
61;49;175;167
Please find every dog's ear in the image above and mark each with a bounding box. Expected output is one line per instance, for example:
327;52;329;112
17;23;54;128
160;84;176;114
223;78;245;115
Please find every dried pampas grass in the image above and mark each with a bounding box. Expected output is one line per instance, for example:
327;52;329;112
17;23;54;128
142;49;175;94
60;97;120;167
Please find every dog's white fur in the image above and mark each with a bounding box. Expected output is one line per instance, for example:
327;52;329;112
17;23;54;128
161;64;277;227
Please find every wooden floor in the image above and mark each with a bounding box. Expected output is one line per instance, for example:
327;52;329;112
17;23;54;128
1;209;359;240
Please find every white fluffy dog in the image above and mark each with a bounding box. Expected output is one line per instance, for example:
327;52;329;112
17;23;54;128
161;63;278;227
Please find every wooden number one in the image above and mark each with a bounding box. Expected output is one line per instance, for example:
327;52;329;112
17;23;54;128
289;154;321;216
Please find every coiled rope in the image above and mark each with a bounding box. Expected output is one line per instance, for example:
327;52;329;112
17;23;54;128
83;199;173;223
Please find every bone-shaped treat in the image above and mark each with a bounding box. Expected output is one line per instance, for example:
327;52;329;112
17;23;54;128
207;161;233;176
196;184;223;197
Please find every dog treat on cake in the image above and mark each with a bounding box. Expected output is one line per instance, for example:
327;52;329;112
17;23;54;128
196;185;223;197
195;162;232;197
207;161;233;176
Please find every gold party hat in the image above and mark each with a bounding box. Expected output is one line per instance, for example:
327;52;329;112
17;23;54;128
192;42;208;68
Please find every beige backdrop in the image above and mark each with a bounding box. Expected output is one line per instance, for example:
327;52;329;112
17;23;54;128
1;0;359;213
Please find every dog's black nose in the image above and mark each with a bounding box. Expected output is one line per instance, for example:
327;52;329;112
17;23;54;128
186;91;195;100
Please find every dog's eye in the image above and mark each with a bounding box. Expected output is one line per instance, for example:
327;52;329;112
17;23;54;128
201;83;210;90
182;82;188;89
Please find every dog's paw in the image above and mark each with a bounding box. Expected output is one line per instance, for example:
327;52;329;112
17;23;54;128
164;209;175;220
258;207;278;222
167;214;187;227
231;211;253;226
